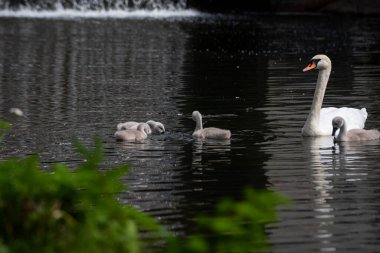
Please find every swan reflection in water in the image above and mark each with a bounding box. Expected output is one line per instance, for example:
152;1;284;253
191;139;232;183
303;136;339;252
303;136;379;252
192;138;231;162
331;139;380;171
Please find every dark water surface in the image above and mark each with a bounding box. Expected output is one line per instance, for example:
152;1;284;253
1;14;380;252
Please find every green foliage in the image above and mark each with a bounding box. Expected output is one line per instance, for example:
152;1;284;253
0;121;11;142
166;189;287;253
0;138;169;253
0;129;287;253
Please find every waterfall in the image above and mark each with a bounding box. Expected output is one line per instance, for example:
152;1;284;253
0;0;187;10
0;0;199;18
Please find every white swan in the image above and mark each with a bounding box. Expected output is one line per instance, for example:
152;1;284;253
332;116;380;142
192;111;231;140
114;123;150;141
301;54;367;136
146;120;165;134
117;121;152;135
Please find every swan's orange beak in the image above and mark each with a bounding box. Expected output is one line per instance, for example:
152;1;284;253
303;62;317;72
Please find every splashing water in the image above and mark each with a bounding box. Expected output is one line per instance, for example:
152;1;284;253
1;0;187;10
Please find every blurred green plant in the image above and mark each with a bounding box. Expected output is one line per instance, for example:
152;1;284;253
0;122;287;253
0;138;169;253
0;120;11;142
166;189;287;253
1;108;24;143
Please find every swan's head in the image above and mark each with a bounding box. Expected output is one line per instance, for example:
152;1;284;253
303;54;331;72
332;116;345;136
192;111;201;121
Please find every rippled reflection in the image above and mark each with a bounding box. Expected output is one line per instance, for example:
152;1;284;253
305;137;336;252
192;139;232;175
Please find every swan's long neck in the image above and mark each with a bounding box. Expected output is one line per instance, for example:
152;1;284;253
194;113;203;131
304;67;331;131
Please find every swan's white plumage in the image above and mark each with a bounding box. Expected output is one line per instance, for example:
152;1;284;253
316;107;367;136
301;54;367;136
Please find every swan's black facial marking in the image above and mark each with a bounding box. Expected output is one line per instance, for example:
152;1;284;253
303;58;320;72
311;58;321;65
306;58;321;67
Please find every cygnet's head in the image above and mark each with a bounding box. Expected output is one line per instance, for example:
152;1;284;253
332;116;345;136
146;120;165;134
156;123;165;134
303;54;332;72
116;123;125;131
192;111;201;121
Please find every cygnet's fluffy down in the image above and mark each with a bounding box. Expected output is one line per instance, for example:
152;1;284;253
192;111;231;140
117;121;152;135
114;123;150;141
146;120;165;134
332;116;380;142
117;121;139;130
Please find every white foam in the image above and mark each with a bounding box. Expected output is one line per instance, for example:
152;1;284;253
0;8;202;19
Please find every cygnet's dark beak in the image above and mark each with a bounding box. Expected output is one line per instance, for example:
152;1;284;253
332;127;338;136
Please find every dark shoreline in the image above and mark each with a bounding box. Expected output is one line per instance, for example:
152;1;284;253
188;0;380;15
